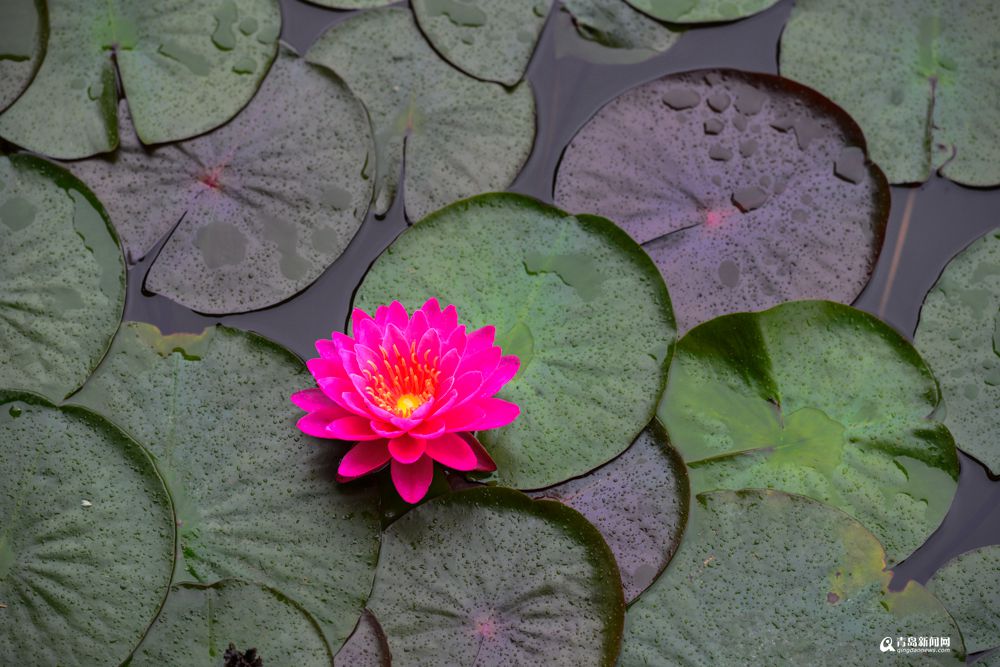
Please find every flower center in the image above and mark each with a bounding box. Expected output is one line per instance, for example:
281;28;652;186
363;342;440;418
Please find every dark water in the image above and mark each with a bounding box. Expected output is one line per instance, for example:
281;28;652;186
125;0;1000;591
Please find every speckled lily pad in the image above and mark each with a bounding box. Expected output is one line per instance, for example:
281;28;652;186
927;546;1000;655
334;610;391;667
0;0;45;112
626;0;780;23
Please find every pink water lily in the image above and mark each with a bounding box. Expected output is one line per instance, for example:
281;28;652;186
292;298;520;503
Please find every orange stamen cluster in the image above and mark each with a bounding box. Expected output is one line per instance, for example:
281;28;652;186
363;342;440;417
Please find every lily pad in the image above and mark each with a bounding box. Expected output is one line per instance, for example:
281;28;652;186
527;422;689;602
0;0;45;112
559;0;682;65
0;154;124;401
780;0;1000;186
914;229;1000;473
67;49;373;314
129;580;333;666
303;0;396;7
555;69;889;333
621;489;965;665
625;0;780;23
307;7;535;221
334;610;391;667
658;300;959;562
927;546;1000;655
353;193;675;489
412;0;550;85
368;487;624;666
0;0;280;159
70;322;381;651
0;392;174;665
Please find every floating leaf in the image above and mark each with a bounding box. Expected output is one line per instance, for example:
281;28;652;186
927;546;1000;655
129;580;333;666
0;0;280;159
67;49;372;314
659;300;959;562
559;0;681;65
0;0;45;112
0;154;124;401
914;229;1000;473
621;489;965;665
354;193;675;489
303;0;395;7
70;323;381;650
368;487;624;666
780;0;1000;186
625;0;780;22
0;393;174;665
334;610;391;667
307;7;535;221
555;69;888;333
412;0;550;85
527;422;689;601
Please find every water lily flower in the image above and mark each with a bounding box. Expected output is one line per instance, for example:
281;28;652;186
292;298;520;503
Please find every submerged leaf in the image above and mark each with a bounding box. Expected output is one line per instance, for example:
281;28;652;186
0;0;45;112
0;0;280;159
354;193;675;489
307;7;535;221
625;0;780;23
555;69;888;333
559;0;681;64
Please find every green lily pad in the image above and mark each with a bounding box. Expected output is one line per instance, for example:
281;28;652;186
0;154;124;402
70;322;381;651
0;0;45;112
0;392;174;665
621;489;965;665
914;228;1000;473
128;579;333;666
625;0;780;23
354;193;675;489
412;0;550;85
527;422;688;602
659;300;959;562
67;49;373;314
368;487;624;666
0;0;280;159
554;69;889;333
303;0;395;7
559;0;682;65
307;7;535;221
334;610;390;667
927;546;1000;655
780;0;1000;186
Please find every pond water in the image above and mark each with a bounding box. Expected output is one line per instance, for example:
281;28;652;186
123;0;1000;589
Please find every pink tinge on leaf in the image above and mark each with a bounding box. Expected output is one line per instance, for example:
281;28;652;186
291;298;520;503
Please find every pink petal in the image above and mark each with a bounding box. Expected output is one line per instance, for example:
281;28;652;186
391;455;435;504
337;439;391;480
341;390;392;420
405;308;430;342
307;357;347;381
290;388;341;413
444;324;468;356
351;308;376;334
297;412;344;439
316;377;356;408
438;348;461;378
465;325;496;356
479;356;520;397
354;343;385;377
372;420;407;438
409;418;446;439
416;327;442;367
388;434;427;464
315;339;341;359
382;323;410;363
458;346;501;377
442;402;486;431
326;416;382;441
463;433;498;472
354;317;383;349
425;433;478;471
376;301;409;329
450;398;520;431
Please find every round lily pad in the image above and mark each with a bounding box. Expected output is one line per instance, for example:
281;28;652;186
559;0;681;65
621;489;965;665
659;300;959;562
353;193;675;490
412;0;550;86
334;610;390;667
780;0;1000;186
0;0;280;159
68;48;373;314
70;322;382;651
527;421;689;602
307;7;535;222
555;69;889;333
0;153;125;402
927;546;1000;655
0;0;45;112
368;487;624;666
0;392;174;665
914;228;1000;473
625;0;780;23
129;579;333;666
